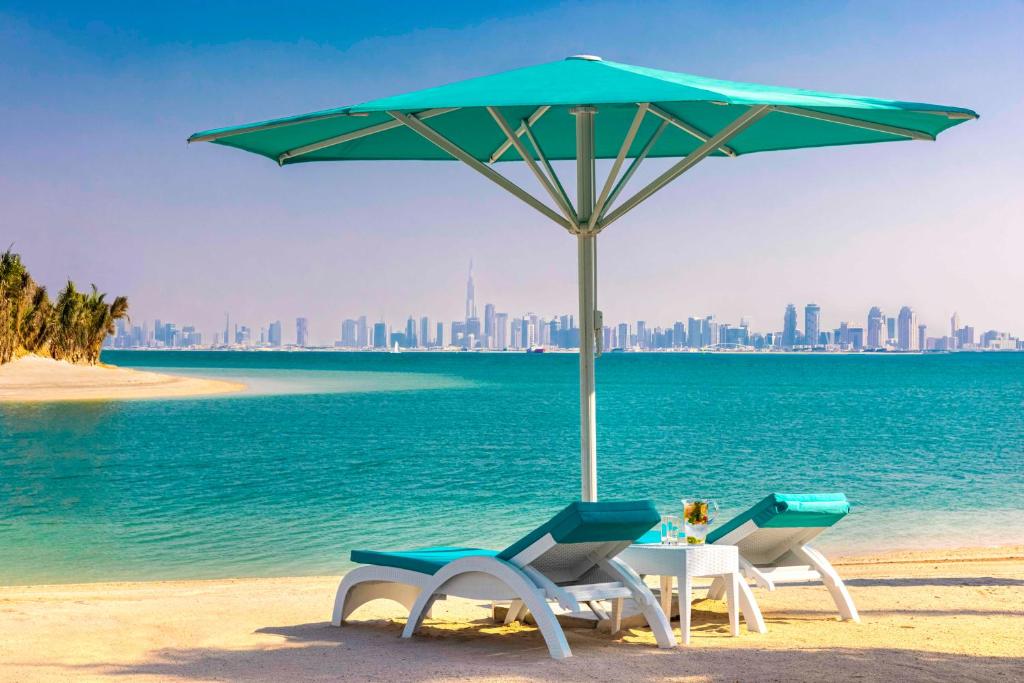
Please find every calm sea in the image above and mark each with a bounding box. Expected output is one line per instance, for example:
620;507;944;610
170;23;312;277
2;351;1022;585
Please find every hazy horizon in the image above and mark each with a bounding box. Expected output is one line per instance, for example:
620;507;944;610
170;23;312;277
2;1;1021;346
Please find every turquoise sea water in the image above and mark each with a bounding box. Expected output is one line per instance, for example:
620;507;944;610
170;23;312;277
1;351;1022;585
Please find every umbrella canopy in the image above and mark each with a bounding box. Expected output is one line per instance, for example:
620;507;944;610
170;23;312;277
190;55;975;165
190;55;976;501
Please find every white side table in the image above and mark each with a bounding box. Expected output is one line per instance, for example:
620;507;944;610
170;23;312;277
619;543;767;645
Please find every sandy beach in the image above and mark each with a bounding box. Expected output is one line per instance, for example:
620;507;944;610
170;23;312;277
0;546;1020;682
0;355;244;402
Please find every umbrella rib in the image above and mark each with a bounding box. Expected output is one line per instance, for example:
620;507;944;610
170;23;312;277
590;103;650;230
188;110;368;144
648;104;737;157
487;106;550;164
773;106;935;141
488;107;577;224
387;111;573;231
520;119;574;223
277;108;457;165
595;119;669;226
598;105;771;231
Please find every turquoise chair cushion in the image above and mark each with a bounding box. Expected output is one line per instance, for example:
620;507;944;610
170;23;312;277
350;546;499;575
707;493;850;545
497;500;660;561
350;500;659;574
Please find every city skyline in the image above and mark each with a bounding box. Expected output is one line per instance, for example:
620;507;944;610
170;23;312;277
111;263;1020;351
3;2;1022;341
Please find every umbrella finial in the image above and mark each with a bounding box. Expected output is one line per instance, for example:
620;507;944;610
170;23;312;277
566;54;602;61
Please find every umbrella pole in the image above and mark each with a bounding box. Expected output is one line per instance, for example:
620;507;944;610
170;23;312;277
573;106;598;502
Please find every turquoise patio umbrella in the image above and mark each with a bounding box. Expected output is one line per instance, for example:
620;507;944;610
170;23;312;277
189;55;976;502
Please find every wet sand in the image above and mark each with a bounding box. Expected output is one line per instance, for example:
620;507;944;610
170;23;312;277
0;355;243;402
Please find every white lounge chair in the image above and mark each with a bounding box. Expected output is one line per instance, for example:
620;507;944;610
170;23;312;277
704;493;860;621
332;500;677;659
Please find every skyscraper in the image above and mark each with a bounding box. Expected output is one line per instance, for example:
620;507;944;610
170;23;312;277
704;316;719;349
838;321;850;348
636;321;647;349
886;317;896;344
672;321;685;348
617;323;630;350
268;320;282;347
897;306;917;350
483;303;495;348
494;312;508;349
405;316;417;348
918;323;927;352
466;316;481;347
420;316;430;348
687;317;703;349
804;304;821;348
950;312;960;350
867;307;884;349
372;322;387;348
295;317;310;347
465;260;476;322
356;316;368;348
340;319;358;347
782;304;798;349
436;321;445;348
223;314;229;349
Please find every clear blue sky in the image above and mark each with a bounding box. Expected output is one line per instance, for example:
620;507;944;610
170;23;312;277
2;1;1021;344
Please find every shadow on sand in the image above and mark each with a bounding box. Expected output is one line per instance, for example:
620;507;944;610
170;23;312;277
59;612;1022;682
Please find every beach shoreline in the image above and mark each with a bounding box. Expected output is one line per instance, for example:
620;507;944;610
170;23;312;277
0;355;245;402
1;545;1020;682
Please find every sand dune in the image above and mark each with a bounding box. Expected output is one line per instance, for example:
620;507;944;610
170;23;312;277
0;547;1020;682
0;355;244;402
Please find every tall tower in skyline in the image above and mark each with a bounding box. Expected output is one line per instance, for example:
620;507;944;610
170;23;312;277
782;304;798;349
465;260;476;322
804;303;821;347
867;306;884;349
950;311;960;349
296;317;309;347
897;306;917;350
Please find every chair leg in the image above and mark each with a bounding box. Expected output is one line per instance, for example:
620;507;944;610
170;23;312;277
515;588;573;659
332;576;420;627
401;591;441;638
725;573;740;636
659;575;674;619
503;599;524;625
706;575;727;601
736;578;767;633
796;544;860;622
610;598;624;635
601;558;677;649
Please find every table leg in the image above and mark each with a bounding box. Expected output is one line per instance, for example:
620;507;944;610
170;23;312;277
736;578;767;633
679;573;692;645
725;572;740;636
659;575;673;621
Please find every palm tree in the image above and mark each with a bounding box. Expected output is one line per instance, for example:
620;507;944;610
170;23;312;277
19;285;51;354
0;251;128;366
49;280;84;363
0;249;33;363
83;285;129;364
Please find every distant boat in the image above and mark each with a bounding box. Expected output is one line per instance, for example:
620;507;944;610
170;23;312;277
527;347;545;354
391;341;400;353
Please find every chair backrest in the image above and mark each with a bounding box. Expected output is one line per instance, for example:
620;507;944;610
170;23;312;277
498;500;660;583
708;493;849;565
